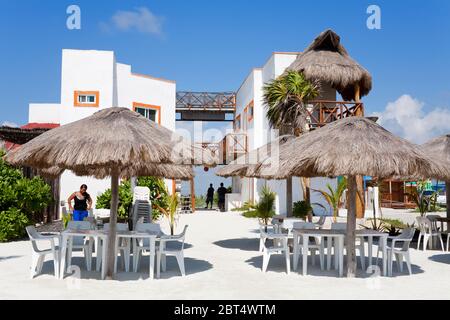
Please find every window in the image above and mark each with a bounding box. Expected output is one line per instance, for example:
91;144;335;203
234;114;241;131
248;101;254;122
74;91;99;107
133;102;161;124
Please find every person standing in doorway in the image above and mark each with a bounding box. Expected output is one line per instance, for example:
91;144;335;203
68;184;93;221
217;183;228;212
205;183;215;209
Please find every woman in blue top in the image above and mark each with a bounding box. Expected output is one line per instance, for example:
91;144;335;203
68;184;93;221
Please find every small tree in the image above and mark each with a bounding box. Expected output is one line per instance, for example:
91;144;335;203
253;186;276;226
154;193;179;235
313;178;347;222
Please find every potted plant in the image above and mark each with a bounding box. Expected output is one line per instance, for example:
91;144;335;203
155;193;179;235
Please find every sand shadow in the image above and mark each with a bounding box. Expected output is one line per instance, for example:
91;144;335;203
428;254;450;265
213;238;260;251
0;255;23;262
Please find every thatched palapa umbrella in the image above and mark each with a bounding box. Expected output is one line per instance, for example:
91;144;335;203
422;134;450;219
253;117;449;277
6;107;214;278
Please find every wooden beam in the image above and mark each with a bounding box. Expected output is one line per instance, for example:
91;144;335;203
286;177;293;217
446;181;450;221
106;171;119;279
354;83;365;218
190;178;196;213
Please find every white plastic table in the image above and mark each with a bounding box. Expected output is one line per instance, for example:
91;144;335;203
293;229;345;277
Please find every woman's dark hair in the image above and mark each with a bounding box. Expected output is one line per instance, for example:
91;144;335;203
80;184;88;190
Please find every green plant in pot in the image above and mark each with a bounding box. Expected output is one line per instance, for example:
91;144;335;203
155;193;179;235
293;200;312;220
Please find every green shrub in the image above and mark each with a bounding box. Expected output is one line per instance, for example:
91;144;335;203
0;208;30;242
293;200;312;219
241;187;276;225
15;177;52;222
96;180;133;221
96;177;169;221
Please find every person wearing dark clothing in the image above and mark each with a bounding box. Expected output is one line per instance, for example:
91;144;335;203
67;184;92;221
205;184;215;209
217;183;227;212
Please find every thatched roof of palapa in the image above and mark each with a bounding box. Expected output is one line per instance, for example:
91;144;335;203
0;126;50;145
288;29;372;101
216;135;295;178
253;117;450;181
422;134;450;164
6;107;213;178
39;163;194;180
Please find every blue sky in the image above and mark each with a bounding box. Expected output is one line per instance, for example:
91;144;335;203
1;0;450;194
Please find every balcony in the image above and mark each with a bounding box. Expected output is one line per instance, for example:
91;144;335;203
306;100;364;129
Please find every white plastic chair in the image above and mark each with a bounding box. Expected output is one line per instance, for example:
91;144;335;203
386;228;416;276
416;217;444;251
314;216;327;229
259;224;290;274
133;222;162;272
259;220;277;252
104;223;131;273
26;226;60;279
292;222;324;270
157;225;188;278
66;221;93;271
331;222;366;271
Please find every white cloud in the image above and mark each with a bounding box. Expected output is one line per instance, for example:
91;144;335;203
1;121;19;128
373;94;450;144
103;7;164;36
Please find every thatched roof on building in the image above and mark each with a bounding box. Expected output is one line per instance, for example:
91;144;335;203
422;134;450;163
253;117;450;181
6;107;213;179
0;126;50;145
288;29;372;101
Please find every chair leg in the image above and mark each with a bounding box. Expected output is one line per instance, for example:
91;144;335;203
53;250;59;278
396;254;403;272
285;249;290;274
30;252;39;279
175;252;186;277
156;250;162;278
162;254;167;272
447;234;450;252
359;244;366;271
417;234;422;251
259;238;264;252
36;255;45;274
124;245;130;272
423;235;429;251
311;250;316;266
439;235;445;252
262;250;270;272
67;239;73;272
404;252;412;275
388;250;393;276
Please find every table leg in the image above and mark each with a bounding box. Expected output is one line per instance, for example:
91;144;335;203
382;237;387;277
368;236;373;268
338;236;344;277
302;235;308;276
293;234;299;271
59;235;68;279
149;237;155;280
96;237;102;272
334;237;339;271
327;236;332;271
101;236;107;280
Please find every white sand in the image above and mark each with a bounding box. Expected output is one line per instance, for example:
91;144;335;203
0;210;449;300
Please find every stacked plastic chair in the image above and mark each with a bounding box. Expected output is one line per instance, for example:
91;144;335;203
131;187;152;229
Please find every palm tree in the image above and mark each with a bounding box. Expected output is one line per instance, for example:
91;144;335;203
254;186;277;227
313;177;347;222
263;70;320;217
155;192;179;235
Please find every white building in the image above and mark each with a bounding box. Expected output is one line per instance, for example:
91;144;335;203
28;49;176;211
231;52;337;215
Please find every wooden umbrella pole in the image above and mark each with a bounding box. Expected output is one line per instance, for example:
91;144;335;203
286;177;293;217
446;181;450;222
106;170;119;279
346;175;357;278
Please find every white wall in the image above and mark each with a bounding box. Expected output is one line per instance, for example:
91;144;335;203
28;104;60;123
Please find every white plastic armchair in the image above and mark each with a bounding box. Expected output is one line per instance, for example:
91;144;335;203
104;223;131;273
66;221;94;271
259;220;277;251
133;222;162;272
26;226;60;279
292;222;324;270
386;228;416;276
259;224;290;274
416;217;444;251
157;225;188;278
314;216;327;229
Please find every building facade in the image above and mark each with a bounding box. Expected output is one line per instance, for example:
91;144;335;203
231;52;337;215
28;49;176;211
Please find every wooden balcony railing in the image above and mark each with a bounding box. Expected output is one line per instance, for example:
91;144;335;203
306;100;364;129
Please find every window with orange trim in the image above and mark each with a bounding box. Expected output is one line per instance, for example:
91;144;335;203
133;102;161;124
247;100;254;122
74;91;99;107
234;114;241;131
